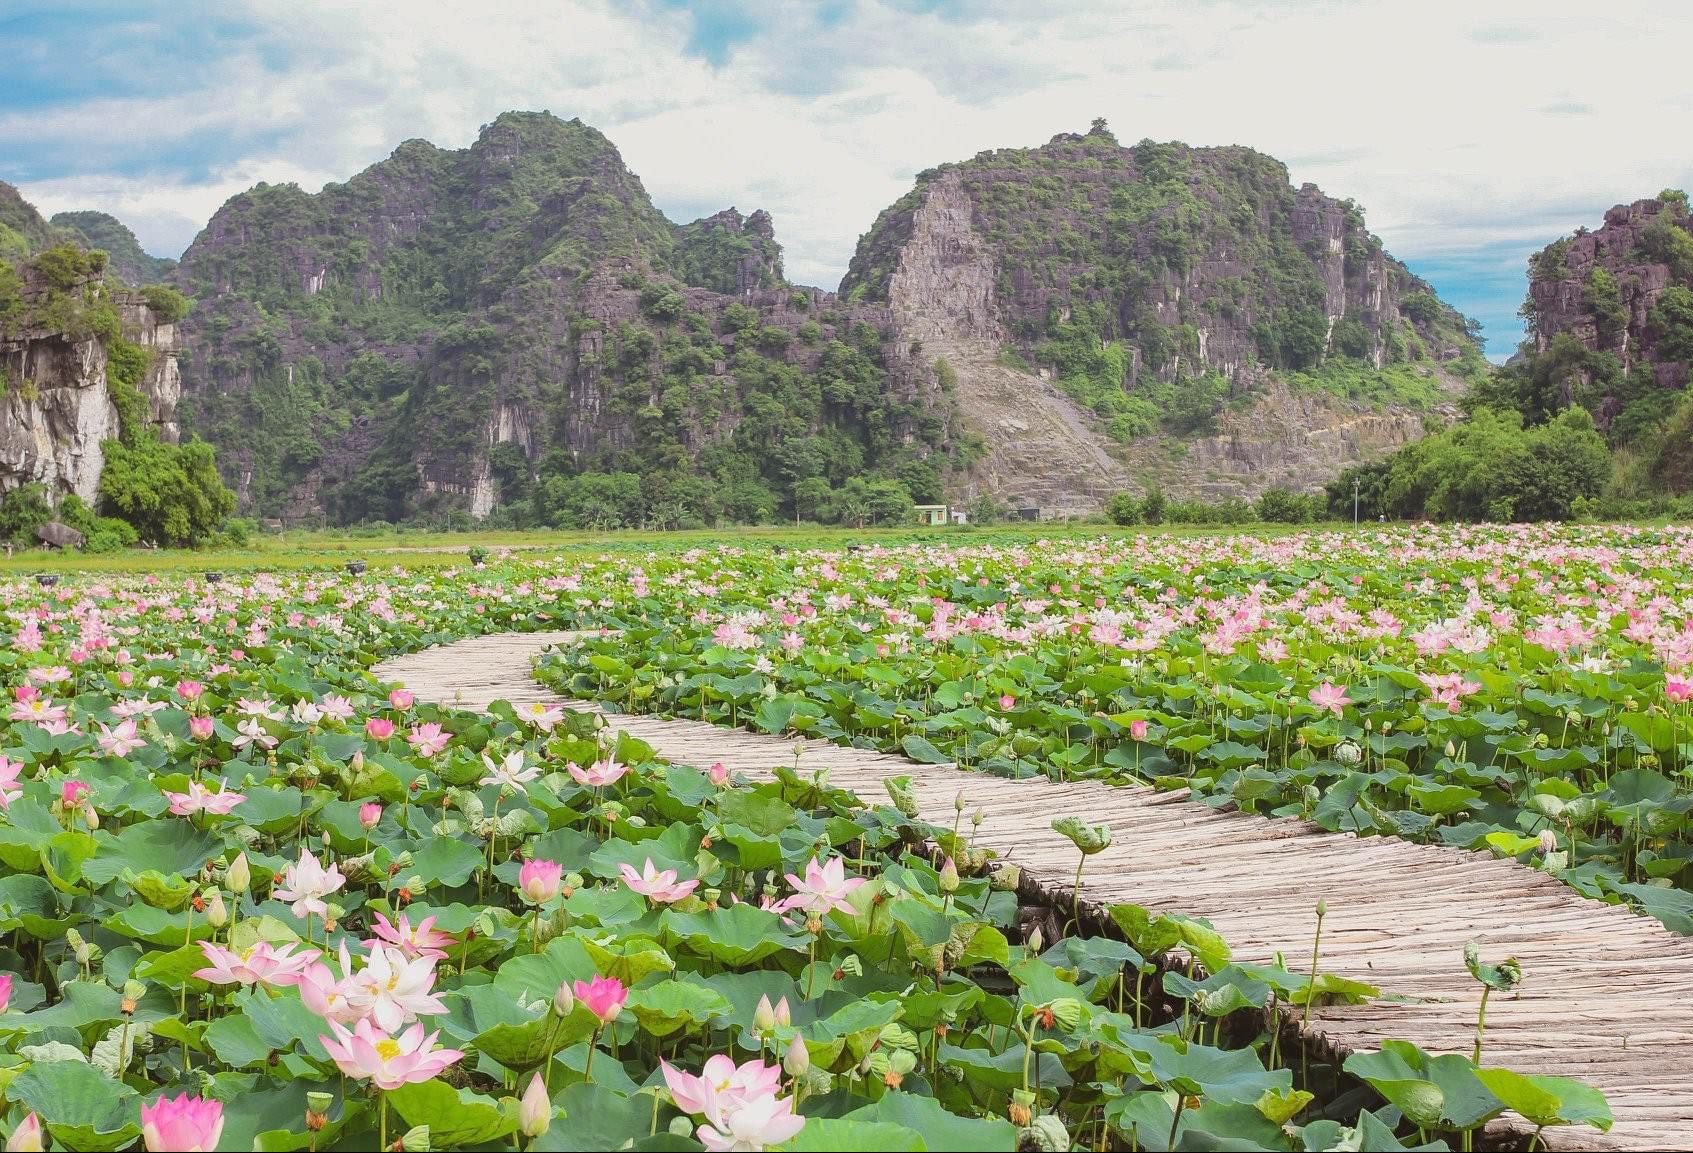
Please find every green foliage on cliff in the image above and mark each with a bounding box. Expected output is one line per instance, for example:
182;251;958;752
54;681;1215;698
50;210;176;284
1329;408;1609;522
99;435;236;547
178;112;957;526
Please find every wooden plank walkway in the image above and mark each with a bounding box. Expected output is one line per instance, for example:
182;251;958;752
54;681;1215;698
377;630;1693;1150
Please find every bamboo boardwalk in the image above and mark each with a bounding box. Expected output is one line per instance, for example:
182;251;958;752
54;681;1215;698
377;630;1693;1150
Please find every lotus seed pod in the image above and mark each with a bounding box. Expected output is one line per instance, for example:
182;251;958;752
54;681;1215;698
400;1125;431;1152
990;864;1021;891
1052;815;1110;855
1537;829;1558;855
668;1117;694;1138
1047;997;1083;1030
226;852;252;894
1019;1114;1070;1151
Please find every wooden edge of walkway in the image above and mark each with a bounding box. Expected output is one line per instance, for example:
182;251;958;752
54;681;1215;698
373;629;1690;1151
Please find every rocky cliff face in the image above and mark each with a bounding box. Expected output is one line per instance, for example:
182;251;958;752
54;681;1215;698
173;112;948;523
843;126;1480;507
0;270;180;503
1525;196;1693;393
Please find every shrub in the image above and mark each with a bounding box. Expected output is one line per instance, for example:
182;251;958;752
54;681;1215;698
1105;491;1142;525
1256;487;1317;523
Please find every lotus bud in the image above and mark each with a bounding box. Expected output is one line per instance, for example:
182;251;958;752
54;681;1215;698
1538;829;1558;855
227;852;251;894
6;1112;44;1152
82;804;99;829
774;995;791;1028
938;857;960;894
1444;740;1457;758
972;809;984;830
954;790;966;814
206;890;229;929
552;982;576;1018
783;1034;810;1077
1316;899;1328;918
1027;925;1044;955
519;1074;550;1138
754;994;778;1035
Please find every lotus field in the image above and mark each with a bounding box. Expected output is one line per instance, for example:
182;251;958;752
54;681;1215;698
4;523;1680;1149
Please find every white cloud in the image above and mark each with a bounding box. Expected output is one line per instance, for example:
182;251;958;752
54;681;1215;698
8;0;1692;350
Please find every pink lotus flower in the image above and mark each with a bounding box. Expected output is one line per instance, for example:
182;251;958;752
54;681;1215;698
165;779;246;817
193;940;319;989
708;761;730;787
1129;718;1149;741
567;757;628;789
232;717;277;750
1308;682;1352;716
0;973;12;1013
662;1053;784;1116
188;714;216;741
999;694;1016;710
664;1057;804;1152
481;749;541;792
518;858;563;905
0;758;22;810
1669;674;1693;703
297;942;362;1024
698;1091;805;1152
175;680;204;703
273;848;346;919
389;688;415;711
365;716;396;740
321;694;356;722
359;802;383;830
319;1018;465;1090
619;858;699;904
518;701;566;731
343;944;448;1031
407;722;450;757
141;1093;224;1153
777;855;866;918
573;974;627;1022
60;779;90;807
5;1112;42;1152
368;912;454;960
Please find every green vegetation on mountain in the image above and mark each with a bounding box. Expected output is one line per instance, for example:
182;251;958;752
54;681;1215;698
50;210;176;284
175;112;961;527
842;121;1486;448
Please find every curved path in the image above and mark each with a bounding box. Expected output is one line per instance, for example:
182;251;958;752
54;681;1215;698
378;630;1693;1150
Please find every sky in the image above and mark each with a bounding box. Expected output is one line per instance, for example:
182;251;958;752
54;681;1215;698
3;0;1690;361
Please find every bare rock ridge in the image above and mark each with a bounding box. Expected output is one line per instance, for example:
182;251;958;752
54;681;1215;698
887;171;1131;513
0;267;180;503
845;128;1482;511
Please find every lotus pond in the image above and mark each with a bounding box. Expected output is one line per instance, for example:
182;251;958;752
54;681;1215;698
0;524;1651;1150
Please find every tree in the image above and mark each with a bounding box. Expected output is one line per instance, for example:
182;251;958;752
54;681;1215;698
792;476;833;523
1650;285;1693;363
1255;487;1315;523
0;483;53;542
1105;491;1141;525
98;436;236;546
1141;487;1167;525
865;479;914;526
1582;268;1628;346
